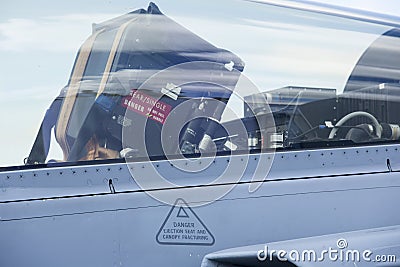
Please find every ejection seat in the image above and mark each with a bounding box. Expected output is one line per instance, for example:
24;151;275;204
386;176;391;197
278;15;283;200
26;2;244;164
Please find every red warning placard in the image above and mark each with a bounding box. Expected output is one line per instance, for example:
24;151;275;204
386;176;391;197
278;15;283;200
122;89;172;124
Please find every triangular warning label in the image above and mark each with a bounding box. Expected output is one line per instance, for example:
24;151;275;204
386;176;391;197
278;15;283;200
156;199;215;245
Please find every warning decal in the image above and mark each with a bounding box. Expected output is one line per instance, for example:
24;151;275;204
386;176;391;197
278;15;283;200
156;199;215;246
122;89;172;124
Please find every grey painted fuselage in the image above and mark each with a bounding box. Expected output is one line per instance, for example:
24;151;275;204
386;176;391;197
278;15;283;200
0;144;399;266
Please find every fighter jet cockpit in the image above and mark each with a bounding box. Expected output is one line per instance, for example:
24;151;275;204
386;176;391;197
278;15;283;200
13;1;400;166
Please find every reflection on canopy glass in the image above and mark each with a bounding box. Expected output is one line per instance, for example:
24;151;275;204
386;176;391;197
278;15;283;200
9;1;400;166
